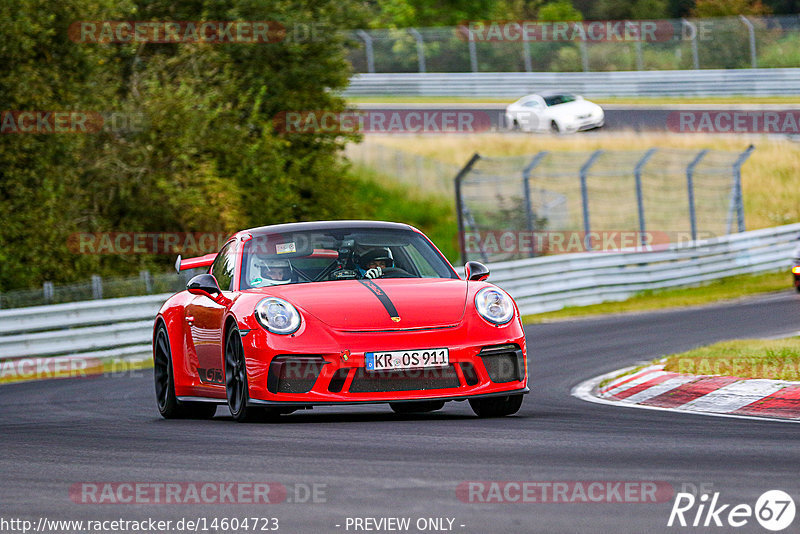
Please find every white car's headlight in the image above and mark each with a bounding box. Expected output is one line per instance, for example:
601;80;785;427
475;287;515;325
255;297;301;334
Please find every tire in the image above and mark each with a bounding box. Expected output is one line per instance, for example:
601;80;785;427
225;327;275;422
510;119;519;131
469;394;524;418
550;120;560;134
390;400;445;414
153;323;217;419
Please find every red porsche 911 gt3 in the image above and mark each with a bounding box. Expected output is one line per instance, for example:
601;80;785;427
153;221;528;421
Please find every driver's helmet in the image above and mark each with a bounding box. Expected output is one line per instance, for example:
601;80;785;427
252;257;292;286
358;247;394;271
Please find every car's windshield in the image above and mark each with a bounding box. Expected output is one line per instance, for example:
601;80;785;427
543;94;577;106
240;228;457;289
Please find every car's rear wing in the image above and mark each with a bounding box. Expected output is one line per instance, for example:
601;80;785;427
174;253;217;273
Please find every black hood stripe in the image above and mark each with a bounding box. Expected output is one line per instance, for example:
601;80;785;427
358;279;399;319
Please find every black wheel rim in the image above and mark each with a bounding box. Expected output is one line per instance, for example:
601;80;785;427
225;330;246;415
154;329;170;410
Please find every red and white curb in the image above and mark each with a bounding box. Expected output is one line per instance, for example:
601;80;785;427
572;363;800;423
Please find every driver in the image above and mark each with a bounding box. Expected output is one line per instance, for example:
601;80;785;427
251;258;293;286
357;247;394;279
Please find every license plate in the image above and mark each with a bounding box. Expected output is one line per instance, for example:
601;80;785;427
365;348;449;371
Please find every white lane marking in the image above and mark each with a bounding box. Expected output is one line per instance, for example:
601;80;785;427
764;330;800;340
679;379;787;413
572;369;800;425
623;376;697;404
602;368;667;398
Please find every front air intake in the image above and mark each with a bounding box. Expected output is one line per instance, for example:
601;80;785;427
267;356;327;394
479;344;525;383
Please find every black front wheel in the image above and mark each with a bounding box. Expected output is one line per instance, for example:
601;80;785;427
390;400;445;414
153;323;216;419
469;394;524;418
225;327;275;422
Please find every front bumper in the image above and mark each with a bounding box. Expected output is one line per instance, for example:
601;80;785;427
240;319;528;406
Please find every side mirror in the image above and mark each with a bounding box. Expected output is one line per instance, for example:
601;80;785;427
187;274;221;297
464;261;490;281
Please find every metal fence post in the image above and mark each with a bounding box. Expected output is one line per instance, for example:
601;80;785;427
356;30;375;73
682;19;699;69
140;270;153;294
686;149;708;241
468;36;478;72
579;41;589;72
580;150;604;251
731;144;755;233
627;21;643;70
739;16;757;68
454;153;482;265
634;148;657;247
91;275;103;300
43;281;54;304
408;28;426;73
522;152;549;257
522;39;532;72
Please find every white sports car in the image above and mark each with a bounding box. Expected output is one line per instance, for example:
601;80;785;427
505;93;604;133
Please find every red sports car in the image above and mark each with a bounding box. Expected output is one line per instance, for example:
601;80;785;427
153;221;528;421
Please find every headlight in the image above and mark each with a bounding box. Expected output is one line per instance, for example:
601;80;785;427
255;298;301;335
475;287;515;325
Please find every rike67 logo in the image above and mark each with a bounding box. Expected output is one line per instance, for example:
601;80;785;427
668;490;796;531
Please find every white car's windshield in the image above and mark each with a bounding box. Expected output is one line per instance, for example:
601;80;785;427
543;94;577;106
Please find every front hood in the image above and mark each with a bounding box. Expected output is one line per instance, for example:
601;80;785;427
254;278;468;330
549;100;599;118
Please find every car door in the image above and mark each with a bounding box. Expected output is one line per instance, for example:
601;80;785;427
186;240;237;387
517;100;542;132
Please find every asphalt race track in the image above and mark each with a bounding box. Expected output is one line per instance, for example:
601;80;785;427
1;291;799;533
357;103;799;133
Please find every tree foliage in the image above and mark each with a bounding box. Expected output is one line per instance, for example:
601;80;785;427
0;0;364;291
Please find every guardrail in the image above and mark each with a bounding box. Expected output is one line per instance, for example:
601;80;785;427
492;223;800;315
0;223;797;367
0;294;170;363
344;69;800;97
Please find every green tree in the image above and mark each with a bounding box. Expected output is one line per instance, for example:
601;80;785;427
538;0;583;21
691;0;770;16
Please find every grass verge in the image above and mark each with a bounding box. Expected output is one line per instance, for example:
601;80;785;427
345;165;458;262
523;270;792;323
662;337;800;381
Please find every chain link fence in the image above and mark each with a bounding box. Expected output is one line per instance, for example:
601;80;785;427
345;15;800;73
456;147;754;263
